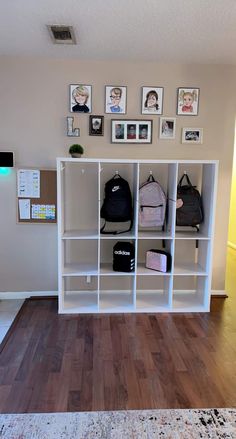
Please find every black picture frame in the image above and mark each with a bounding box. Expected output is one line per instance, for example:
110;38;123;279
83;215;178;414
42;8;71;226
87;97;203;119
89;115;104;136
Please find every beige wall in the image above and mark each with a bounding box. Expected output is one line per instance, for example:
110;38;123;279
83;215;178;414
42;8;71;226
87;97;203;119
0;56;235;292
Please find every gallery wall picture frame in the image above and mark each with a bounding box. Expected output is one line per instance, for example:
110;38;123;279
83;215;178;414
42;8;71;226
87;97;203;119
111;119;152;144
141;86;164;115
159;117;176;139
177;87;200;116
69;84;92;113
182;128;203;144
67;117;80;137
105;85;127;114
89;115;104;136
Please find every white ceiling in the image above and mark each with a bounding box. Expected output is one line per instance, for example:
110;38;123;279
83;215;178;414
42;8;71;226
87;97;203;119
1;0;236;64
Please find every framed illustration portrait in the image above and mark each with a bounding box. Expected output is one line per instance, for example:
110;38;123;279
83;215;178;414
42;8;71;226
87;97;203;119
177;88;200;116
111;120;152;144
69;84;92;113
159;117;176;139
141;86;163;115
105;86;127;114
182;128;203;144
89;115;104;136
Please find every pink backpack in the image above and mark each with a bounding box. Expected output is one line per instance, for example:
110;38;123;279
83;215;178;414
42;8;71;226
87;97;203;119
139;175;166;227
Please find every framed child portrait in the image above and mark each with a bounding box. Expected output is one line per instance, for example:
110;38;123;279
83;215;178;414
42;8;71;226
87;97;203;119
89;115;104;136
111;119;152;144
159;117;176;139
182;128;203;144
177;88;200;116
105;86;127;114
141;86;163;115
70;84;92;113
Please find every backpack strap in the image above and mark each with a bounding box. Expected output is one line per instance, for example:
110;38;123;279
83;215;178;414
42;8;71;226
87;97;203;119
147;174;155;183
178;173;192;187
100;218;133;235
113;172;122;179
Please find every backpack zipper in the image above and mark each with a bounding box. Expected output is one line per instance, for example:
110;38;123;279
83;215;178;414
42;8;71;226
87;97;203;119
141;204;163;211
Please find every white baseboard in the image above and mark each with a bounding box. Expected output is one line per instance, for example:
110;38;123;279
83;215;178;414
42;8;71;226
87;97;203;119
0;291;58;300
228;241;236;250
0;289;226;299
210;290;227;296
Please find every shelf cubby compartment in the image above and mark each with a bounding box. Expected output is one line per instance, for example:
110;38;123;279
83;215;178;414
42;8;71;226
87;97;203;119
99;276;135;312
63;239;98;276
173;276;209;311
60;276;99;313
176;163;217;239
100;239;136;276
62;230;99;240
61;161;99;234
173;239;209;276
137;239;174;275
99;162;138;236
136;276;171;311
138;162;178;237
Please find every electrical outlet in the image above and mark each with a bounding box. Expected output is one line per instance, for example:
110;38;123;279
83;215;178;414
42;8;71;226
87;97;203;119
86;275;91;284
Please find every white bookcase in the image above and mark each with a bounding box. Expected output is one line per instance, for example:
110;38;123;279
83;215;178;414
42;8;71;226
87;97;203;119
57;158;218;314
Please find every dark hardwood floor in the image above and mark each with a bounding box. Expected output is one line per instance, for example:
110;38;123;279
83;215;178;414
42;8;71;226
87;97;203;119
0;296;236;413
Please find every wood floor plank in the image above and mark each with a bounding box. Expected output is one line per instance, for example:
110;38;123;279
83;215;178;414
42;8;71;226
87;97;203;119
1;296;236;413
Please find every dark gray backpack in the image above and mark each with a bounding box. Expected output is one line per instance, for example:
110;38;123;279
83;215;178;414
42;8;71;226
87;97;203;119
176;173;203;228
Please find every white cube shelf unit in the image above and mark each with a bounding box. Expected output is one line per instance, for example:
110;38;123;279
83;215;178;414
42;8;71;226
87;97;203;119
57;158;218;314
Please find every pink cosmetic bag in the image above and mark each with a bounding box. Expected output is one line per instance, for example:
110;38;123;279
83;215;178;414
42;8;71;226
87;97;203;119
146;249;171;273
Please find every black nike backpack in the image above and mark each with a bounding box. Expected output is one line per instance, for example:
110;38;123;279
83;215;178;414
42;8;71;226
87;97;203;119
176;173;203;229
100;173;133;234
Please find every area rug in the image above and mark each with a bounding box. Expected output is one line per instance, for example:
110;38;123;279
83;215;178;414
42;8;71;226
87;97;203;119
0;408;235;438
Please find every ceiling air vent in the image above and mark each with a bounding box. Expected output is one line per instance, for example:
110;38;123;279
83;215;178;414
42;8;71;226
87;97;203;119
47;25;76;44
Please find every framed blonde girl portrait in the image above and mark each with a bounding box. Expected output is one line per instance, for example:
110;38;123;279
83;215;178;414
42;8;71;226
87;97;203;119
177;88;199;116
141;87;163;115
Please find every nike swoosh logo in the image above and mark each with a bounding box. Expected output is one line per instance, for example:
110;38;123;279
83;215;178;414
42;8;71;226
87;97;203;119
112;186;120;192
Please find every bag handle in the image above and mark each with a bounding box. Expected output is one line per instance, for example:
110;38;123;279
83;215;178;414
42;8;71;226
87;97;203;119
147;174;155;183
100;219;133;235
113;172;122;179
178;173;192;188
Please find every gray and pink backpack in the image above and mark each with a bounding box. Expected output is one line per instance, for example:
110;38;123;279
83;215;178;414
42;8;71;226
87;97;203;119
139;174;166;227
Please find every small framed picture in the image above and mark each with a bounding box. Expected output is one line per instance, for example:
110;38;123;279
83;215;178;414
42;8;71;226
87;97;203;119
89;115;104;136
159;117;176;139
177;88;200;115
141;86;163;115
111;120;152;144
182;128;203;144
69;84;92;113
105;86;127;114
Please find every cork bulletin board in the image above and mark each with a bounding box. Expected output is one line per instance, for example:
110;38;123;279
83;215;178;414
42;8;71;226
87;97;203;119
17;169;57;223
